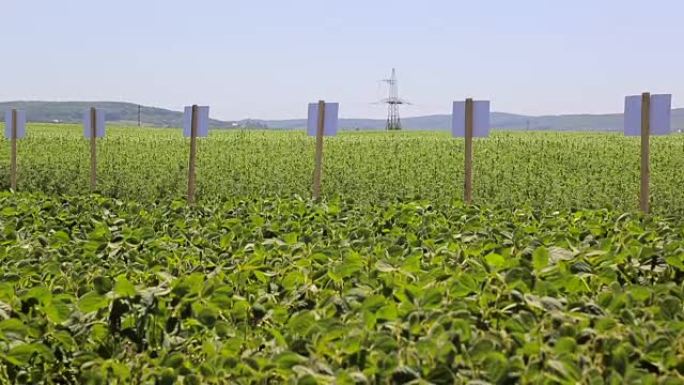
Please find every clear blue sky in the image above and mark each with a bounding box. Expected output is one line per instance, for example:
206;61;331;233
1;0;682;120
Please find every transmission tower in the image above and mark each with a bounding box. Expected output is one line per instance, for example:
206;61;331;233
381;68;408;130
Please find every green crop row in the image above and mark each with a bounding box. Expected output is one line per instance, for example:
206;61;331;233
0;192;683;384
1;126;684;384
1;125;684;214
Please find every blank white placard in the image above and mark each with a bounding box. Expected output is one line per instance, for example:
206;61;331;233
624;94;671;136
83;110;106;138
183;106;210;137
452;100;490;137
307;102;339;136
4;110;26;139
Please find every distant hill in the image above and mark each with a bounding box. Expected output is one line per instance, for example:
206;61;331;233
261;110;684;131
2;101;683;131
0;101;257;129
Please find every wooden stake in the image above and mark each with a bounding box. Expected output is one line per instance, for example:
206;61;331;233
312;100;325;200
640;92;650;213
464;98;474;204
187;105;199;204
90;107;97;191
10;109;17;191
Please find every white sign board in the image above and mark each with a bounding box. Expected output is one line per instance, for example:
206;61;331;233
452;100;490;137
83;110;106;138
4;110;26;139
307;102;339;136
183;106;210;137
624;94;671;136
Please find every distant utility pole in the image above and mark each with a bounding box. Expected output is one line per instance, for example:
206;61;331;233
380;68;409;131
138;105;141;127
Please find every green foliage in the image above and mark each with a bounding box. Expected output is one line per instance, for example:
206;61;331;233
0;192;682;383
1;126;684;383
2;125;684;215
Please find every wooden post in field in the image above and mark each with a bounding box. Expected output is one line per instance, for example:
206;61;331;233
464;98;474;204
187;105;199;204
90;107;97;191
640;92;650;213
312;100;325;200
10;109;17;191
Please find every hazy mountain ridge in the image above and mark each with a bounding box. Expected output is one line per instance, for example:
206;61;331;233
262;110;684;131
2;101;683;131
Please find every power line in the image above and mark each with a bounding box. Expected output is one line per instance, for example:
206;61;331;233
380;68;409;131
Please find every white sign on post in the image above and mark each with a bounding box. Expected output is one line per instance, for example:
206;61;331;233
307;102;339;136
183;106;210;137
452;100;490;137
4;110;26;139
83;110;106;138
624;94;671;136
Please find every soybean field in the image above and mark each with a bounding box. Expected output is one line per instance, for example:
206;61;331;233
1;124;684;214
1;124;684;384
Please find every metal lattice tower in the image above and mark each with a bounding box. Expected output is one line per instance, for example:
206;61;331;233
381;68;407;131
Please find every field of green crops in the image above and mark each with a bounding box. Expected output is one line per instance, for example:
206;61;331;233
2;124;684;214
1;124;684;384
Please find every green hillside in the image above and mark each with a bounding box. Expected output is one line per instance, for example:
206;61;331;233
0;101;240;129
